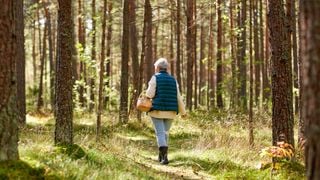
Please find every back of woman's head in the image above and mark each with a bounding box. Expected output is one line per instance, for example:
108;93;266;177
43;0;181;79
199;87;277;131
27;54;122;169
154;58;168;71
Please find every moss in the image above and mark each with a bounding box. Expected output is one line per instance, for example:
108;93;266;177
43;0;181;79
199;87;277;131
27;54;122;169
279;160;305;179
0;160;46;179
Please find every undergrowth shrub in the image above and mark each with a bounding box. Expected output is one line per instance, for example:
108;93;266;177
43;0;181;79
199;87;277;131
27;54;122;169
56;144;86;160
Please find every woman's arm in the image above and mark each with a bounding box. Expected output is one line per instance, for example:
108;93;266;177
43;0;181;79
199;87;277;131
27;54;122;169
146;76;156;98
176;83;186;115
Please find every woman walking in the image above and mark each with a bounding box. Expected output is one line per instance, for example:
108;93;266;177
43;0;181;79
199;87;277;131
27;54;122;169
146;58;186;165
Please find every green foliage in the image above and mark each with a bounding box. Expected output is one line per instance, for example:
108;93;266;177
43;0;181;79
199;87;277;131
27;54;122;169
26;85;39;112
56;144;86;160
16;111;306;179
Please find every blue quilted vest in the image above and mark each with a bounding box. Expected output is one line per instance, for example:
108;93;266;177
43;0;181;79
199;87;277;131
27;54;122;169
151;71;178;112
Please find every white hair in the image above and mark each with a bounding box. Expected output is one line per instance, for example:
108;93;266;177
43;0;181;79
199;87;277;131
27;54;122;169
154;58;168;69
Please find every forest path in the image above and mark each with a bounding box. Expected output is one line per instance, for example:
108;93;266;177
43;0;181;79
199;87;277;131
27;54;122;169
134;153;213;180
109;135;214;180
21;113;305;179
108;117;214;180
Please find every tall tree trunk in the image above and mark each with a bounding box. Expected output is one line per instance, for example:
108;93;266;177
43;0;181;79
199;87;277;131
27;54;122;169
263;0;271;105
119;0;130;123
297;0;304;144
104;1;112;109
207;3;215;109
285;0;294;115
300;1;320;178
45;5;55;112
16;0;26;125
71;1;78;87
260;0;266;106
128;0;140;118
199;13;206;106
144;0;153;87
249;0;254;147
138;1;148;121
0;0;19;161
237;0;247;112
37;20;47;111
176;0;181;88
193;2;198;109
170;1;175;76
78;0;86;107
55;0;74;145
230;0;237;108
97;0;107;140
216;0;223;108
145;0;153;81
253;0;260;107
153;8;159;60
32;19;37;85
37;0;42;86
89;0;96;112
186;0;195;110
291;0;298;115
268;0;294;146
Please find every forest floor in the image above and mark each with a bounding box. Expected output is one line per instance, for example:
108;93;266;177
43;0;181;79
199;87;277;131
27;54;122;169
1;110;305;179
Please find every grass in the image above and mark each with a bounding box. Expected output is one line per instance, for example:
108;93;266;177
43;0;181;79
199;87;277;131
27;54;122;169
2;110;305;179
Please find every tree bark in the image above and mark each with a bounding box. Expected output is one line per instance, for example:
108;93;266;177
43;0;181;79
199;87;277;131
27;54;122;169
32;19;37;85
170;1;175;76
237;0;247;112
97;0;107;140
230;0;237;108
263;0;271;105
268;0;294;146
176;0;181;88
119;0;130;123
298;0;304;144
216;0;223;108
55;0;74;145
37;19;47;111
300;0;320;178
16;0;26;125
249;0;254;147
144;0;153;87
0;0;19;161
259;0;266;106
104;1;113;110
186;0;195;110
193;1;198;109
78;0;86;108
128;0;140;118
89;0;96;112
44;5;55;112
199;12;206;106
291;0;298;115
253;0;260;107
207;3;215;109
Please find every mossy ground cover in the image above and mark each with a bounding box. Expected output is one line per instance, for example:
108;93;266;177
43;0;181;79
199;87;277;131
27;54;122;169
2;110;305;179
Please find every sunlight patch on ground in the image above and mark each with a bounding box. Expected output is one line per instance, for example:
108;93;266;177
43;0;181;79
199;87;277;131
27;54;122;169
172;120;202;134
78;120;95;126
115;133;151;141
26;114;51;125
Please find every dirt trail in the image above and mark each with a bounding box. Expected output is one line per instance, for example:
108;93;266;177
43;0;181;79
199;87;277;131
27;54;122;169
134;154;213;180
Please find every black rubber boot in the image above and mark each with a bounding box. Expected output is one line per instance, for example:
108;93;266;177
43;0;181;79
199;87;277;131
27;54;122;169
158;147;162;162
159;146;169;165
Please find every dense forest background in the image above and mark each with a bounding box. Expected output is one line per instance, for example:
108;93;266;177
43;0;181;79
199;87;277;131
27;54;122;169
1;0;320;179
